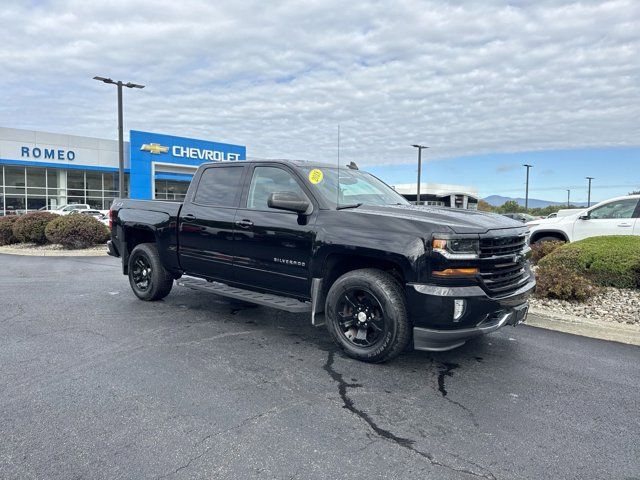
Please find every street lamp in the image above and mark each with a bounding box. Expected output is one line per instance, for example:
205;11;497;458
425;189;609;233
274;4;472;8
411;144;429;205
93;76;145;198
586;177;595;207
523;164;533;211
567;189;570;208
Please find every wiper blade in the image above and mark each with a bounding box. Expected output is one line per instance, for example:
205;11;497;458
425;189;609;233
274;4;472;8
336;203;362;210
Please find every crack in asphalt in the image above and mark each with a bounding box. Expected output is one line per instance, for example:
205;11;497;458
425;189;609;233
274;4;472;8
323;351;495;480
437;362;459;397
436;361;479;428
155;402;301;479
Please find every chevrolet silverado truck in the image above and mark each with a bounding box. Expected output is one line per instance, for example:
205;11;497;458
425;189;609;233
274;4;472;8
108;160;534;363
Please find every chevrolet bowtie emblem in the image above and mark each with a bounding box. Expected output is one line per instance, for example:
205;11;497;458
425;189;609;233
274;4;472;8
140;143;169;154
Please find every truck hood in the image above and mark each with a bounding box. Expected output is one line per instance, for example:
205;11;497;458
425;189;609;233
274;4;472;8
352;204;526;235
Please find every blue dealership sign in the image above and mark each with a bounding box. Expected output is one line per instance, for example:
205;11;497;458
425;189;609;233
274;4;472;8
129;130;246;199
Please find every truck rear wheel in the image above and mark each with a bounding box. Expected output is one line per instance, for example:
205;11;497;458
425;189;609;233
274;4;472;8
325;268;410;363
128;243;174;301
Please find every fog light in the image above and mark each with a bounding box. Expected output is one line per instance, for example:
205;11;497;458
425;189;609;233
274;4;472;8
453;299;466;322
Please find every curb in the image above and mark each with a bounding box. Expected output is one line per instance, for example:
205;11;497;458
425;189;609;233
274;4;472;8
527;310;640;347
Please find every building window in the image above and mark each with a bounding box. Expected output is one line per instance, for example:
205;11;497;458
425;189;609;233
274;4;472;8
155;180;190;201
0;166;131;215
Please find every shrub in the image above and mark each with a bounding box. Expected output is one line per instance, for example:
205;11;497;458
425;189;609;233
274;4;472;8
45;214;110;249
0;216;19;245
530;239;563;265
535;263;599;301
12;212;59;244
538;236;640;289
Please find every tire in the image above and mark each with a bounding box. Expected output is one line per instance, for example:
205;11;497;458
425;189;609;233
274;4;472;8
325;268;410;363
128;243;174;301
533;235;566;245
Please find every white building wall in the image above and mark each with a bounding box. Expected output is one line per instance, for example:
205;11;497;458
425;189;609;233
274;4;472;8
0;127;129;169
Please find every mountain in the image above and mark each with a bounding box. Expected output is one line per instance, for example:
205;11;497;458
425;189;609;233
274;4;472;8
482;195;589;208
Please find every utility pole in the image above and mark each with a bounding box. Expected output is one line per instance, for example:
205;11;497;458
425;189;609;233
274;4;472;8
567;189;570;208
523;164;533;211
411;145;429;205
93;76;145;198
586;177;594;207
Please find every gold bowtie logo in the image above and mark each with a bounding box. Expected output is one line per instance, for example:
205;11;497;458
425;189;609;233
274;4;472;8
140;143;169;154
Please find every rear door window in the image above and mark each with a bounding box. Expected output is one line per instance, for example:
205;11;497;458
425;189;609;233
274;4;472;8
193;166;244;207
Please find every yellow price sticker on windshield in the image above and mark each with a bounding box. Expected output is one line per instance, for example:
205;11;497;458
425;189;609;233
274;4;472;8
308;169;324;184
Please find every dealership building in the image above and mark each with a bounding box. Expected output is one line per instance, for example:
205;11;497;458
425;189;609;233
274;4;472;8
0;127;246;215
393;182;479;209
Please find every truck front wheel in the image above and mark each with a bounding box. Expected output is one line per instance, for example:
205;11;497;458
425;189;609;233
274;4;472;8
128;243;174;301
325;268;410;363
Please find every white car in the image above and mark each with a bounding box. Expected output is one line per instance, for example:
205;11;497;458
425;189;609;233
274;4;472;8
52;204;91;215
527;195;640;244
69;209;110;226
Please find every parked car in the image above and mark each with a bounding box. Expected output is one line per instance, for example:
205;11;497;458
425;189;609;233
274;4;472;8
108;160;534;363
527;195;640;244
502;212;538;223
52;204;91;215
70;209;109;226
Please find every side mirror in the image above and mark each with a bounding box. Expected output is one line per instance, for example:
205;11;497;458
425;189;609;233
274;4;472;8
268;192;311;215
579;214;589;220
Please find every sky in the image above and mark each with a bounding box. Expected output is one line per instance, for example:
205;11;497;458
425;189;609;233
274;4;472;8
0;0;638;203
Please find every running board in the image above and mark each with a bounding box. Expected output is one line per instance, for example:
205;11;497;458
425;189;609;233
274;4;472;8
177;277;312;313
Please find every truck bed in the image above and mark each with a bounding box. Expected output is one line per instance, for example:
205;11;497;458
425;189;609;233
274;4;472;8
113;199;182;217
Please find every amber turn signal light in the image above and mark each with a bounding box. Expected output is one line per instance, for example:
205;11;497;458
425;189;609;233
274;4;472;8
432;268;479;277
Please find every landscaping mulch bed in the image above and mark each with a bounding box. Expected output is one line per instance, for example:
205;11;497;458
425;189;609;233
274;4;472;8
531;287;640;326
0;243;107;256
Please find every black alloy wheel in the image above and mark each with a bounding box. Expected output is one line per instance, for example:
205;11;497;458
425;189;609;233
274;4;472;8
336;288;387;348
131;254;153;292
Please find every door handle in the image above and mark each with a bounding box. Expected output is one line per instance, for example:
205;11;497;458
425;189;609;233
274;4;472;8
235;219;254;228
617;223;632;227
183;213;197;221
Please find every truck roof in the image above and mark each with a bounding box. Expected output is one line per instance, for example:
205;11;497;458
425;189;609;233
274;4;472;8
204;159;342;169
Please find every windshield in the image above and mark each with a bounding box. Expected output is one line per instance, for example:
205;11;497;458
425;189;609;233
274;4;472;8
300;166;409;207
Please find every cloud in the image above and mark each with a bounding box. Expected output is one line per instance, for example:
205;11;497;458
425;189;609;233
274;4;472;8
496;164;520;173
0;0;638;167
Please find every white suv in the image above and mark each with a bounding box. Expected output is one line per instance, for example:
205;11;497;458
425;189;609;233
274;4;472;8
527;194;640;244
53;204;91;216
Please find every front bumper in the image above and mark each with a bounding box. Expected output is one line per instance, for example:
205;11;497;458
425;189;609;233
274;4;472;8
407;278;535;352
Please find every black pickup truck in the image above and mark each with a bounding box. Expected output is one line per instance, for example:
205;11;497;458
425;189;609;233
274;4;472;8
108;160;534;362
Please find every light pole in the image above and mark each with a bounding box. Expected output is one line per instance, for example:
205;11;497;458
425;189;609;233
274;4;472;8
586;177;594;207
523;164;533;211
411;144;429;205
567;189;570;208
93;76;145;198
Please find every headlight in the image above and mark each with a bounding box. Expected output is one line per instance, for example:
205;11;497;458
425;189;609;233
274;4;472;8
432;236;479;260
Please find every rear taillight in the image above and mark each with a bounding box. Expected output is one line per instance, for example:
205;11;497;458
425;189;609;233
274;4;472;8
108;209;113;230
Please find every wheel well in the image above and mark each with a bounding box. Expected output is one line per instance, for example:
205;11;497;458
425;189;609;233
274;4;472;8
122;227;156;274
125;227;156;253
530;230;568;244
322;253;405;293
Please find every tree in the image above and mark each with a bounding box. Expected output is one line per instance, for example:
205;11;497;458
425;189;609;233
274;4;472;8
629;190;640;195
477;199;494;212
497;200;523;214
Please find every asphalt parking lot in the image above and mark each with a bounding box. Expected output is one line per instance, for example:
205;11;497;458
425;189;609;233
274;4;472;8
1;254;639;479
